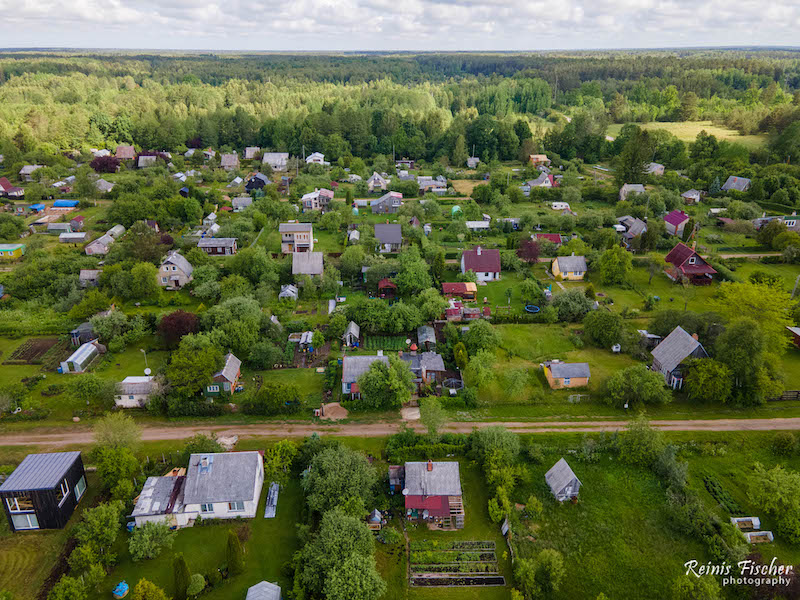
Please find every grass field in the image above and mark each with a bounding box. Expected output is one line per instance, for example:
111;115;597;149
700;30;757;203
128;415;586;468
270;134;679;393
606;121;768;150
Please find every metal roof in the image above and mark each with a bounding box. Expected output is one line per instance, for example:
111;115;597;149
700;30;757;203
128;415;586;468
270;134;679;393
197;238;237;248
650;326;706;374
246;581;281;600
374;223;403;244
215;353;241;384
404;461;462;496
183;451;261;505
0;452;81;492
555;255;588;273
279;222;313;233
131;476;185;517
342;355;388;383
545;458;580;495
292;252;324;275
548;362;591;379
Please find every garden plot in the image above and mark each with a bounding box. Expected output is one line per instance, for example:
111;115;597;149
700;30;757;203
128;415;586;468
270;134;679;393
3;338;70;368
409;541;505;587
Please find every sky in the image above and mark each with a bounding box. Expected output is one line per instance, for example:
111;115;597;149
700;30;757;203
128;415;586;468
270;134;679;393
1;0;799;51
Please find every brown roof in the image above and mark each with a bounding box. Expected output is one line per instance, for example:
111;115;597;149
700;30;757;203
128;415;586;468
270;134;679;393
665;243;716;275
115;145;135;159
462;247;500;273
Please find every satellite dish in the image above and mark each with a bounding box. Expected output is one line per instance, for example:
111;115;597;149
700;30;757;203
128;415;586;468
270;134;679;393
405;339;411;345
401;488;409;496
144;368;152;376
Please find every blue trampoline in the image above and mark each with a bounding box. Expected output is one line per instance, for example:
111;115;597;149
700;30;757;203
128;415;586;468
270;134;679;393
524;305;540;313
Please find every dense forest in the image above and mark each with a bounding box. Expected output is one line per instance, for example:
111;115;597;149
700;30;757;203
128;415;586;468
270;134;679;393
1;49;800;171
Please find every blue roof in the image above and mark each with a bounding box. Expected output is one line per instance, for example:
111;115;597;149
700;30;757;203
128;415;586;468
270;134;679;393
53;199;79;207
30;203;46;210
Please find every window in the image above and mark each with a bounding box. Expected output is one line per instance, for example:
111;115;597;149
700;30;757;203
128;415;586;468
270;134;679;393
564;378;571;386
6;495;34;512
688;257;696;265
161;277;167;283
228;501;245;512
56;477;70;506
11;513;39;530
74;475;87;501
172;266;176;271
200;503;214;513
575;271;583;277
786;220;797;228
208;385;220;393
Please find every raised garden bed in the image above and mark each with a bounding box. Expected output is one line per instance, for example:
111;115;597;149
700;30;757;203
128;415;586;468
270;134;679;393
410;575;505;587
409;540;502;587
411;563;500;574
410;551;496;564
409;540;495;551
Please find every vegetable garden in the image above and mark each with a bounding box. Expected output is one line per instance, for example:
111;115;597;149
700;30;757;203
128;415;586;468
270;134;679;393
408;541;505;587
363;335;409;351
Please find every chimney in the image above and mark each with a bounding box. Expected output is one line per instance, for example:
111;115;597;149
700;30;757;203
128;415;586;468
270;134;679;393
691;241;697;250
427;460;433;472
571;252;575;256
691;333;699;341
477;246;482;256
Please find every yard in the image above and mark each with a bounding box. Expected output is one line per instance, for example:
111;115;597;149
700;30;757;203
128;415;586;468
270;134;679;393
606;121;767;150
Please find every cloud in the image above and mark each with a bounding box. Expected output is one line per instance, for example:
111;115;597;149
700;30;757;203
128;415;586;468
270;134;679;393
0;0;798;49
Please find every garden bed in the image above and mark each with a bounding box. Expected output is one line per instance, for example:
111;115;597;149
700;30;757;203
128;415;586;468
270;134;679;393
411;563;499;574
410;575;506;587
4;338;60;365
409;540;502;587
363;335;409;351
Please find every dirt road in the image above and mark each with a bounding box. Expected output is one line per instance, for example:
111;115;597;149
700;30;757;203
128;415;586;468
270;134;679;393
2;417;800;447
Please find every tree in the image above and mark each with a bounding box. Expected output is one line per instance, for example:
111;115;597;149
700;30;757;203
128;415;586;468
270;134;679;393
684;359;733;404
187;574;205;597
226;530;245;575
644;253;667;285
158;310;199;348
93;411;141;451
166;334;222;397
414;288;449;321
357;355;414;409
419;397;447;437
67;374;116;410
517;239;540;263
617;416;666;468
452;134;468;167
47;576;87;600
598;246;633;285
95;446;138;491
131;579;170;600
74;501;124;562
173;553;191;600
463;319;500;354
671;575;720;600
325;554;387;600
263;440;298;483
582;311;623;348
605;365;672;409
515;549;565;599
68;288;111;321
552;289;593;322
712;282;793;351
519;278;544;304
248;340;283;370
303;446;377;515
465;350;495;388
453;342;468;370
129;521;176;561
470;426;520;464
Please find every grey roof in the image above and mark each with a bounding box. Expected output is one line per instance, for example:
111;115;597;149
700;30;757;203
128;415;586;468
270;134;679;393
232;196;253;208
197;238;237;248
244;147;260;159
646;162;664;173
292;252;324;275
161;251;194;277
406;351;446;373
279;284;299;299
374;223;403;244
548;362;591;379
47;222;72;232
404;461;462;496
343;321;360;340
624;218;647;238
246;581;282;600
555;255;588;273
545;458;581;495
131;476;185;517
417;325;436;345
220;153;239;167
183;451;261;505
721;176;751;192
650;326;705;374
342;355;388;384
118;376;158;395
0;452;81;492
262;152;289;168
215;353;241;383
621;183;645;196
682;189;702;198
279;222;313;233
95;179;114;192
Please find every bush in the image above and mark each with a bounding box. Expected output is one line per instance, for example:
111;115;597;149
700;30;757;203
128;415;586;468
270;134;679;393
773;432;798;457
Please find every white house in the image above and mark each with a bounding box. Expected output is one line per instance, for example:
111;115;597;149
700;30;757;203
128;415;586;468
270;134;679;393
115;376;158;408
306;152;327;165
182;452;264;521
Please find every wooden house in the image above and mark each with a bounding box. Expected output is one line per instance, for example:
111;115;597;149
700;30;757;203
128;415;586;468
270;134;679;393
664;242;716;285
545;458;581;502
543;361;591;389
206;353;241;397
650;326;708;389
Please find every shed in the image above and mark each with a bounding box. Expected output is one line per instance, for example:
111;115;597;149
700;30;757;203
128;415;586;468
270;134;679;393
292;252;324;277
543;361;590;389
343;321;361;347
246;581;281;600
545;458;581;502
59;232;88;243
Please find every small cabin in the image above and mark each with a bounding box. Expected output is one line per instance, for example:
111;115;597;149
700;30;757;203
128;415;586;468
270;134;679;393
545;458;581;502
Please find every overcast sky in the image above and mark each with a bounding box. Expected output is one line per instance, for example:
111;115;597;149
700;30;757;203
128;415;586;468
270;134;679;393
1;0;799;51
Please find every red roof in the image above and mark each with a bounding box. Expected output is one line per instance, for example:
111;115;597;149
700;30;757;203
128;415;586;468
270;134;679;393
535;233;563;246
405;494;449;517
0;177;13;192
442;282;468;295
665;242;716;275
664;210;690;227
378;278;397;289
70;215;85;222
220;206;233;212
462;247;501;273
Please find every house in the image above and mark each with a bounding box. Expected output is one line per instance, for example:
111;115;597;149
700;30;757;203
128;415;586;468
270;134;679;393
442;282;477;300
19;165;42;181
115;145;136;160
182;452;264;520
0;177;24;198
279;222;314;253
753;213;800;233
367;172;388;193
552;254;587;281
401;352;446;389
461;246;500;282
262;152;289;171
374;224;403;253
203;213;218;230
115;376;159;408
292;252;324;278
721;176;751;193
226;176;243;188
545;458;581;502
417;175;447;195
651;326;708;389
681;189;703;204
85;234;115;256
232;196;253;212
47;223;72;235
396;159;415;170
528;172;557;188
529;154;551;167
131;474;190;529
535;233;564;247
342;321;361;347
302;188;335;211
619;183;646;201
467;157;480;169
543;361;591;389
0;452;87;532
646;162;665;176
220;153;240;171
79;269;102;287
465;221;490;232
95;179;115;193
69;215;85;230
664;242;716;285
59;232;88;244
246;582;281;600
787;326;800;349
203;149;216;161
137;155;157;168
206;353;241;397
342;354;389;396
278;284;299;300
417;325;436;351
159;251;194;288
197;238;238;256
305;152;326;165
244;147;260;160
402;461;464;528
245;173;271;192
60;340;104;373
0;244;26;260
664;210;691;237
617;216;648;249
371;191;402;214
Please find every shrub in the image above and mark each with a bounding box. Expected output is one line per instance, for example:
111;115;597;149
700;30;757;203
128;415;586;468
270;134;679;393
187;574;205;597
773;432;798;457
226;530;245;575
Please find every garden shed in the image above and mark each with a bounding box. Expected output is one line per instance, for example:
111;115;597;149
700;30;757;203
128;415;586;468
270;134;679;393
246;581;281;600
545;458;581;502
342;321;360;347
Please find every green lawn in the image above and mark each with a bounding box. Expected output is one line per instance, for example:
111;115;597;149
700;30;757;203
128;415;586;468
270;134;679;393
103;478;302;600
606;121;767;150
